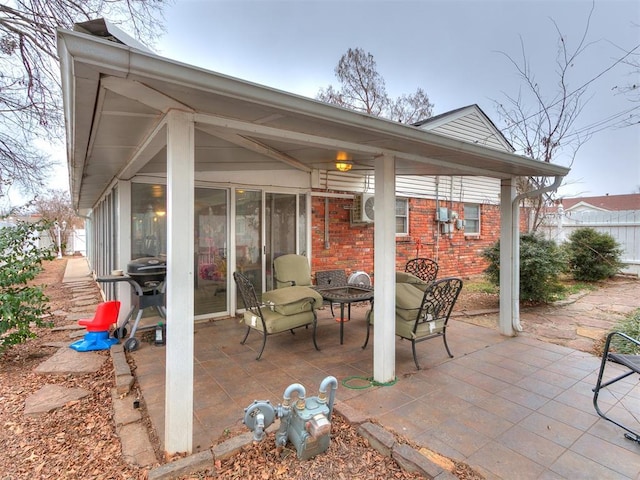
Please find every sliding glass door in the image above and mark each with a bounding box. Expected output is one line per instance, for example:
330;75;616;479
130;183;308;317
194;188;228;316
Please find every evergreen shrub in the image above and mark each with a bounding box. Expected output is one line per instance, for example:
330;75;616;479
482;233;566;303
564;227;623;281
0;220;54;352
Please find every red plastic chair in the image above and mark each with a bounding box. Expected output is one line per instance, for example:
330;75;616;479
78;301;121;332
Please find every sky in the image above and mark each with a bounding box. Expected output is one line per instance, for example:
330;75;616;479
36;0;639;202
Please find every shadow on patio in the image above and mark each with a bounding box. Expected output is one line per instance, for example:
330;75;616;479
131;306;640;479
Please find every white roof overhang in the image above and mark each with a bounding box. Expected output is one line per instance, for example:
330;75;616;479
57;28;569;211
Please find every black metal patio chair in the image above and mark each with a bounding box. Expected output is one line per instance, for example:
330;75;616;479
404;258;439;284
363;277;463;370
233;271;321;360
593;331;640;443
315;269;348;317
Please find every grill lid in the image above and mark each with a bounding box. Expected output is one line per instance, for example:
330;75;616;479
127;256;167;275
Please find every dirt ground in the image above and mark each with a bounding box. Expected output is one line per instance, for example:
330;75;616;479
0;259;143;479
0;259;489;479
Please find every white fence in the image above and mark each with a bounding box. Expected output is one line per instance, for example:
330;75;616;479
540;209;640;276
39;228;86;256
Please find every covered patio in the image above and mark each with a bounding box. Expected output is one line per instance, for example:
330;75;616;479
131;305;640;479
57;20;572;455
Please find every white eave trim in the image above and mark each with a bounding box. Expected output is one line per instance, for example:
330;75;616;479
57;28;570;180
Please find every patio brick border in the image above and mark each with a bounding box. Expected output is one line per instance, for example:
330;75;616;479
144;399;456;480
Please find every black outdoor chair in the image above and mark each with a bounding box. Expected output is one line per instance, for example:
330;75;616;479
233;271;321;360
593;331;640;443
315;269;348;317
404;258;439;284
363;277;463;370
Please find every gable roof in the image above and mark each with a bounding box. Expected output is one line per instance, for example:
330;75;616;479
561;194;640;212
413;104;515;153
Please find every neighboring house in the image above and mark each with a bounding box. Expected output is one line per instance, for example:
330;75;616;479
541;194;640;275
560;193;640;213
57;19;569;453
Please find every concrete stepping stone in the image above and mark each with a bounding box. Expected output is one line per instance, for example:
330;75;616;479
24;384;91;417
34;348;106;375
42;342;72;348
70;306;97;314
52;324;85;331
66;312;96;321
74;298;98;307
111;389;142;427
72;294;100;302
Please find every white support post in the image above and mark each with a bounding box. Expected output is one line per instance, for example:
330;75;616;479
116;180;132;322
164;110;195;454
373;154;396;384
499;179;517;336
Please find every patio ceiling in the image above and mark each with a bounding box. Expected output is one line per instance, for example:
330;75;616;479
58;27;569;212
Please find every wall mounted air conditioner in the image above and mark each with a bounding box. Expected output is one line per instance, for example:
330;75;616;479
353;193;375;223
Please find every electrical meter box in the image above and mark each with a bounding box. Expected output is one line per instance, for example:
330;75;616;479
436;207;449;222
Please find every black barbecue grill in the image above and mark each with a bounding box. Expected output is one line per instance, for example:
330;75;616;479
127;256;167;287
97;256;167;351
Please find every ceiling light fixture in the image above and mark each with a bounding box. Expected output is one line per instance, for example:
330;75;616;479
335;151;353;172
335;160;353;172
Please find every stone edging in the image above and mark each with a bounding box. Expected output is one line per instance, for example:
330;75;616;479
145;401;457;480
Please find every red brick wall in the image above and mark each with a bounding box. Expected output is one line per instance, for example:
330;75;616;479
311;195;528;281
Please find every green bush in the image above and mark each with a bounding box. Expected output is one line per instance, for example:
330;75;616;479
0;220;54;352
610;309;640;355
564;227;623;281
482;233;566;303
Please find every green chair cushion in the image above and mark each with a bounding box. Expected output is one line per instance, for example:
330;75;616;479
366;310;444;340
396;316;444;340
243;309;314;334
262;286;323;315
274;254;312;288
395;271;430;291
395;283;425;321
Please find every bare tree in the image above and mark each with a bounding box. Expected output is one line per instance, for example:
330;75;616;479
612;32;640;127
31;189;82;252
496;5;640;230
494;6;598;231
317;47;434;124
0;0;168;199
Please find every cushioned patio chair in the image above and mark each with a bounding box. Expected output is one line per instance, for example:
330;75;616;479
273;254;312;288
593;331;640;443
404;258;439;284
234;271;322;360
363;277;463;370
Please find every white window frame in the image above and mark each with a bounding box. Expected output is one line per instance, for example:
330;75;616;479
395;197;409;236
464;203;481;236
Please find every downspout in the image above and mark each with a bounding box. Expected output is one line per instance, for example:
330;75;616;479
434;176;440;263
324;197;329;249
510;175;564;331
